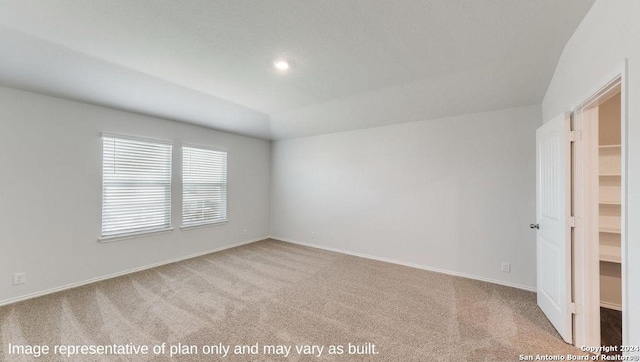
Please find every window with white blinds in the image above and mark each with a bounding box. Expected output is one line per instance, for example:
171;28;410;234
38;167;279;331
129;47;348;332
182;146;227;227
101;136;172;238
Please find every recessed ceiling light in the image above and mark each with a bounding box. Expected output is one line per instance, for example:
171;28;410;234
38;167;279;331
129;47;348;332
273;59;291;71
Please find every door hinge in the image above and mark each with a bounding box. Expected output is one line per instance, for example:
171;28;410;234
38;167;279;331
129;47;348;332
568;302;580;315
567;217;576;228
568;130;582;142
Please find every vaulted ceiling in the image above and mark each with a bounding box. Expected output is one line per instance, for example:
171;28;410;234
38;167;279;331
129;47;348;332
0;0;595;139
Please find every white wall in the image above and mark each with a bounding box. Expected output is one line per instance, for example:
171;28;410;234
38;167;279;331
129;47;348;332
542;0;639;350
271;105;540;290
0;85;271;304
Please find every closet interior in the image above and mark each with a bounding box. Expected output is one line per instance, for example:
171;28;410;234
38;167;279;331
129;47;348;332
596;91;622;351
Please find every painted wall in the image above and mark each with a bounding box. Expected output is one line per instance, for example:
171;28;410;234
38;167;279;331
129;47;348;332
0;85;271;304
271;105;540;290
599;93;621;146
541;0;639;350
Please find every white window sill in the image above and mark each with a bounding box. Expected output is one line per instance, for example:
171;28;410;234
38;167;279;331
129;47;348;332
99;228;174;243
180;220;228;230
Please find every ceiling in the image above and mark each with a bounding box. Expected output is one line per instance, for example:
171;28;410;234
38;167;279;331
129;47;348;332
0;0;595;140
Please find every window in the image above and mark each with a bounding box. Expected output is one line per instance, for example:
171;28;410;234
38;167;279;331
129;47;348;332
182;146;227;227
101;135;172;239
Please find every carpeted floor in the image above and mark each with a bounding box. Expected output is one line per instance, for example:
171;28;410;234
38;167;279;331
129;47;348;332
0;239;584;361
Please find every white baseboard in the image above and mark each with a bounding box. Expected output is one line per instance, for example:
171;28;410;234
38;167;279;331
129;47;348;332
600;301;622;311
271;236;537;293
0;237;268;307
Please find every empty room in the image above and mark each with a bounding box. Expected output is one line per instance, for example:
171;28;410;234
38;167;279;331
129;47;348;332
1;1;638;361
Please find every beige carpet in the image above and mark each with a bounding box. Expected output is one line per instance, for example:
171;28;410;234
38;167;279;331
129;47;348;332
0;239;583;361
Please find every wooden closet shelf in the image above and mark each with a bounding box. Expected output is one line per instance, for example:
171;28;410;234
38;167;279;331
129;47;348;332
600;245;622;264
599;144;621;149
600;227;621;234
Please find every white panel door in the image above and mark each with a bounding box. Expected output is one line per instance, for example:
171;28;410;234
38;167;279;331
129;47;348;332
536;112;572;344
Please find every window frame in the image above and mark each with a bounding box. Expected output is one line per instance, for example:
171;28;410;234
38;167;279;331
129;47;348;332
180;143;228;229
99;133;174;242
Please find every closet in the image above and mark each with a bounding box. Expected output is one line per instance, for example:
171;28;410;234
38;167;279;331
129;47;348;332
596;91;622;349
537;76;625;351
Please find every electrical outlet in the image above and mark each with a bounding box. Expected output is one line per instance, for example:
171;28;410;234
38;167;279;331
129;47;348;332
501;262;511;273
310;231;316;239
13;272;26;285
242;229;248;236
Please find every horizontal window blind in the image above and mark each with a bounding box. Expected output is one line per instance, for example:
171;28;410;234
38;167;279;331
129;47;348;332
182;146;227;227
102;136;172;238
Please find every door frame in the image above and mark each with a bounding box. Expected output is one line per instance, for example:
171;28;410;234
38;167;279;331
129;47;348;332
571;61;628;348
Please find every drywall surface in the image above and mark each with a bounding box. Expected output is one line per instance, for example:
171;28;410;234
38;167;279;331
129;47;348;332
0;85;271;304
599;93;621;146
271;105;540;290
542;0;639;350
